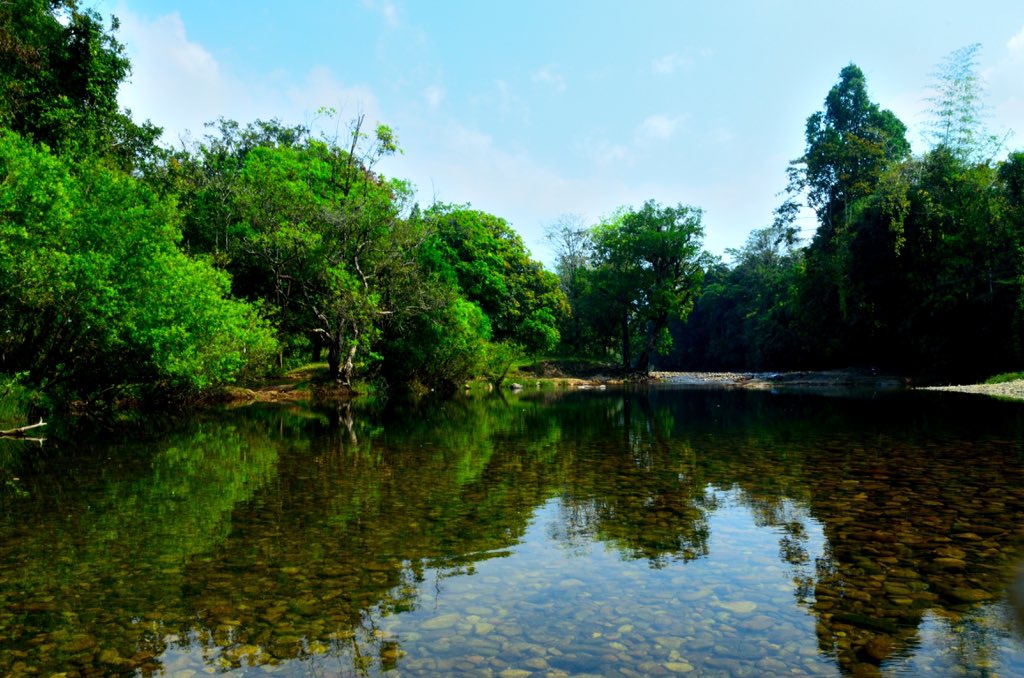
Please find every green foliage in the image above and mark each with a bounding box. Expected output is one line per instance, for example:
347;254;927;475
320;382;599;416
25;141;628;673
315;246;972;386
793;64;911;233
925;44;1002;163
668;218;805;370
482;341;523;386
787;64;912;365
380;297;491;391
589;200;708;372
985;372;1024;385
0;0;162;170
174;115;430;386
422;205;569;354
0;130;277;404
545;214;593;354
672;60;1024;381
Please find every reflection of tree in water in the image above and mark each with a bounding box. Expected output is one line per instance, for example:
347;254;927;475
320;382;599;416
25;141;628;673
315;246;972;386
743;495;818;603
0;417;281;675
172;396;566;675
5;390;1024;675
564;389;1024;675
694;394;1024;676
550;392;715;567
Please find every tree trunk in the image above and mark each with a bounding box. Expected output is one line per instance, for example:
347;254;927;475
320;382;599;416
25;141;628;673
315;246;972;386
621;308;631;371
341;332;359;386
327;334;342;384
634;313;669;375
342;346;358;387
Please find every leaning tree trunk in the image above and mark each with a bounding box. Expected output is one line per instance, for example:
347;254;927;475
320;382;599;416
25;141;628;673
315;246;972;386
341;338;358;387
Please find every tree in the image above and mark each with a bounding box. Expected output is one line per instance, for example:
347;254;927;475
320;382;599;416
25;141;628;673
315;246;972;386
925;44;1002;163
0;0;161;170
0;130;277;404
224;118;416;385
590;200;708;373
792;64;911;239
422;205;569;354
545;214;592;354
789;64;911;363
666;211;805;371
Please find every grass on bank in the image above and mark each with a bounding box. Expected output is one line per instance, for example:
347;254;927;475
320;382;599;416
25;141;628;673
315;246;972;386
985;372;1024;384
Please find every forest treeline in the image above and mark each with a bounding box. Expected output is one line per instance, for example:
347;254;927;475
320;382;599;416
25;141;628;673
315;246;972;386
1;2;1022;412
551;51;1024;383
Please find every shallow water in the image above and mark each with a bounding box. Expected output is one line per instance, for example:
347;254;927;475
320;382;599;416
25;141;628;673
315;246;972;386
2;387;1024;676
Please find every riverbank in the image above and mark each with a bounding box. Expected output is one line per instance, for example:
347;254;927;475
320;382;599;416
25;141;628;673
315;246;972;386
652;370;1024;402
918;380;1024;400
221;365;1024;406
650;369;906;392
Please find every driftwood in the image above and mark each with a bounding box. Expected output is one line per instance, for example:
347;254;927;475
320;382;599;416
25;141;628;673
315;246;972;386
0;418;47;438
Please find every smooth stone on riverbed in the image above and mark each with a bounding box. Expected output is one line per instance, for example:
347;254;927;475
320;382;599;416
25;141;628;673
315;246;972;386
717;601;757;614
950;588;992;603
421;613;461;629
664;661;696;673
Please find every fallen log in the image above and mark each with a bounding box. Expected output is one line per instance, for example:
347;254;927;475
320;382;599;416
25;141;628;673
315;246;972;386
0;418;47;438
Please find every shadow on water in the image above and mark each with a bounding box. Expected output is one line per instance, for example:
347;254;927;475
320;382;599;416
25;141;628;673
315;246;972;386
1;387;1024;675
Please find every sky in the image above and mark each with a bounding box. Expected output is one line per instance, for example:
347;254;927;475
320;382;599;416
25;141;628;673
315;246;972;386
100;0;1024;266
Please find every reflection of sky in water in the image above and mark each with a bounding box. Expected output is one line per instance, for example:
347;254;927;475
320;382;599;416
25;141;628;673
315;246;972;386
155;489;839;676
7;390;1024;676
897;606;1024;676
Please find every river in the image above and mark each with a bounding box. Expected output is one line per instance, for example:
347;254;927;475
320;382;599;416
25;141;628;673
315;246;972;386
2;386;1023;676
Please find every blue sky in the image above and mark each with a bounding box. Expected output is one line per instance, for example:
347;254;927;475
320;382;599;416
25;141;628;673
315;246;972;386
103;1;1024;265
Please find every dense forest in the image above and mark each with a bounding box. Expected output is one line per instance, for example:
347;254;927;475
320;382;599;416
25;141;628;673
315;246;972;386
1;1;1022;414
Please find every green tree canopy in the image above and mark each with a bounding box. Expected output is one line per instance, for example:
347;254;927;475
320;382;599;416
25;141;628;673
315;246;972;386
0;130;276;404
0;0;161;170
793;64;910;239
421;205;569;354
590;200;708;372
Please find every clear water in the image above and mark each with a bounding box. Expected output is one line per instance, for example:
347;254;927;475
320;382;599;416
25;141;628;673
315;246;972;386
2;387;1024;677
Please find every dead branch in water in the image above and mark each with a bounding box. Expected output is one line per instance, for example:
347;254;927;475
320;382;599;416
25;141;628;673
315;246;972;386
0;418;47;438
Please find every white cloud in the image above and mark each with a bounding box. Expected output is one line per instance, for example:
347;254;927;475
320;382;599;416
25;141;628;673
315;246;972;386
382;121;655;261
285;66;381;125
1008;25;1024;52
577;137;633;168
637;114;684;141
360;0;399;27
117;9;382;146
652;53;692;75
532;66;567;92
494;79;529;118
117;10;232;142
423;85;444;109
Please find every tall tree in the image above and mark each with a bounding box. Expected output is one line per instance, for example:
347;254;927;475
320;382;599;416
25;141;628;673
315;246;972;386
0;0;161;170
224;117;416;385
591;200;708;373
792;64;911;239
925;44;1002;163
790;64;910;363
545;214;592;354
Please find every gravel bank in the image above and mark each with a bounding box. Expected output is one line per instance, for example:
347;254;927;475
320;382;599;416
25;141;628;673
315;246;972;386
650;370;905;391
919;380;1024;400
